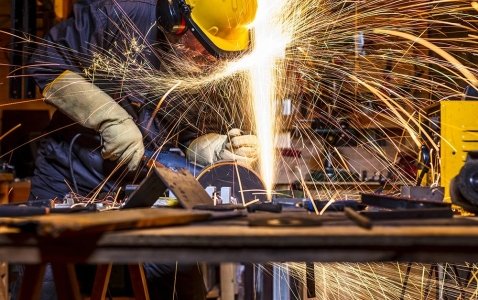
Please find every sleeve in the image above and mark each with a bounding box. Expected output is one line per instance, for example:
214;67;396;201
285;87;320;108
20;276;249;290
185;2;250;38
27;2;108;91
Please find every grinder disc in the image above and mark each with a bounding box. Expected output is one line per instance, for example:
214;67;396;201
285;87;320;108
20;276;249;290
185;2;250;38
196;162;267;204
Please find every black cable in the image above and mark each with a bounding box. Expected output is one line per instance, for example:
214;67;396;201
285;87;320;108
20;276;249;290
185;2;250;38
416;144;431;186
68;133;83;194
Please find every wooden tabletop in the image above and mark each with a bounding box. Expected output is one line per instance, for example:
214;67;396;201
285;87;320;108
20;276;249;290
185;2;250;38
0;212;477;264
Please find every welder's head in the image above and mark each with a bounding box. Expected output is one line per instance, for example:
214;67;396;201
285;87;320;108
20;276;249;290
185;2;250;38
157;0;257;59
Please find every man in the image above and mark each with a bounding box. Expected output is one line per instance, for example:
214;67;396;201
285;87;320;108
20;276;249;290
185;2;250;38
30;0;258;199
20;0;258;298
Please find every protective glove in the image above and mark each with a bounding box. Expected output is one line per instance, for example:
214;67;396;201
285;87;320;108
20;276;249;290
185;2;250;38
186;128;258;167
43;70;144;171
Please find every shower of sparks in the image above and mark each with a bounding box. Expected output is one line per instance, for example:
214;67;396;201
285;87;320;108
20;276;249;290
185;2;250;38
1;0;478;200
3;0;478;200
268;262;478;300
245;0;292;200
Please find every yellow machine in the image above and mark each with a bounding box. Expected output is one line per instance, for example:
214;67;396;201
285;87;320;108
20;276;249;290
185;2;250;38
423;101;478;203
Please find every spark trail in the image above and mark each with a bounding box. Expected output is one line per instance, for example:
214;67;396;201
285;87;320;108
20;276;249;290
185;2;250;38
3;0;478;201
276;262;478;299
246;0;291;200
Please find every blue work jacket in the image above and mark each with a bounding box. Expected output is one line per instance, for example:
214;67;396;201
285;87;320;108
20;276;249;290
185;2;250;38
27;0;199;200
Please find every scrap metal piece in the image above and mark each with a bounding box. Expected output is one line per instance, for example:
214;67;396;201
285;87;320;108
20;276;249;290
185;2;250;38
344;207;372;229
360;208;453;220
124;164;213;210
401;186;444;202
361;193;450;210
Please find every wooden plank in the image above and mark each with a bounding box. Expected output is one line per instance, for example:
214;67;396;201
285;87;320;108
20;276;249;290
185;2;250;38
2;208;210;237
1;235;478;264
0;217;478;263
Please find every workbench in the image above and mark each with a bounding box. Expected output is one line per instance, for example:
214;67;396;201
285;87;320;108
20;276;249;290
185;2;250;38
1;209;478;300
0;214;477;264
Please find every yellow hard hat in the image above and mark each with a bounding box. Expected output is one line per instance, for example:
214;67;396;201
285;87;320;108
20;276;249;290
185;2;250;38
157;0;257;58
187;0;257;56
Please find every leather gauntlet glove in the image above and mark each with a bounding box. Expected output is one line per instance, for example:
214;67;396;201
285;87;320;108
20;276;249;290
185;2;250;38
186;128;258;167
43;70;144;171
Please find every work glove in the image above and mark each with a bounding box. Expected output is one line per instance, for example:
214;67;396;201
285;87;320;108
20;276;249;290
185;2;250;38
186;128;258;167
43;70;144;171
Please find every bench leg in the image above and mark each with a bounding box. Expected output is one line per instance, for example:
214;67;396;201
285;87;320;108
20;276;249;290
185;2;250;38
128;264;150;300
91;264;112;300
18;264;46;300
51;263;81;300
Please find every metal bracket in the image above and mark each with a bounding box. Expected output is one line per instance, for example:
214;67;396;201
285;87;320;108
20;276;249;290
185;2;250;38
123;164;212;209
